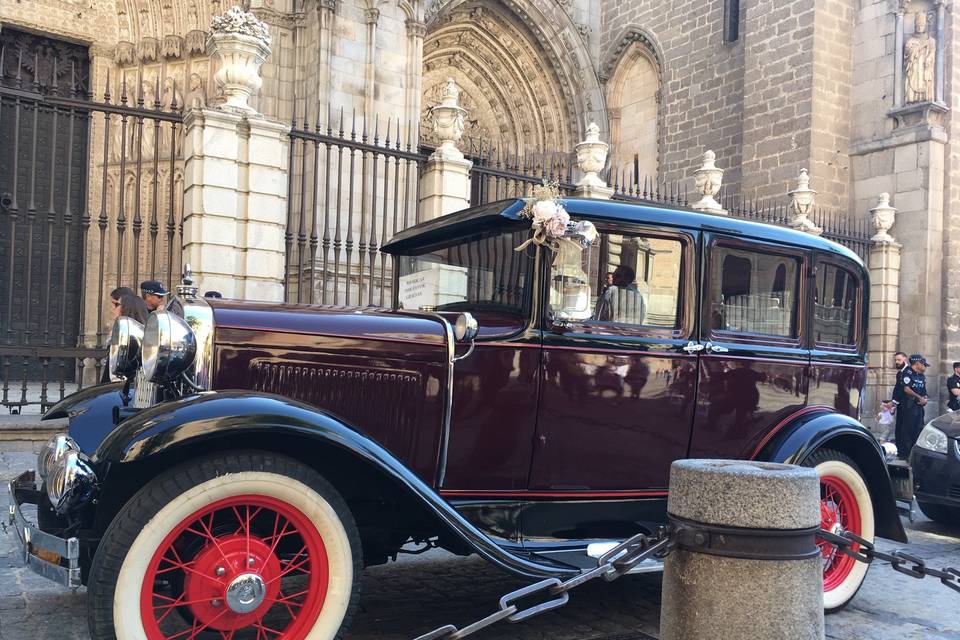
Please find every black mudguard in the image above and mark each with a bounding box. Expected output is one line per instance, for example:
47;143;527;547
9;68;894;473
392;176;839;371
43;382;127;455
757;409;908;543
92;391;579;580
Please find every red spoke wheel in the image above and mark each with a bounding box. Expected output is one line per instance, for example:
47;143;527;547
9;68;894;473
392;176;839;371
805;448;875;612
88;452;362;640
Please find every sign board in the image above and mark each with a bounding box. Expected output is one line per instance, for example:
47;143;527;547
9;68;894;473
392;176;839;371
398;263;469;310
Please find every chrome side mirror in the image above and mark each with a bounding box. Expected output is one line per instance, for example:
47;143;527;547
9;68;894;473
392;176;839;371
453;313;479;343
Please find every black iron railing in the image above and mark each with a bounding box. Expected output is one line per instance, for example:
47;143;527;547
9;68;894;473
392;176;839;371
0;28;183;412
285;107;427;307
466;139;577;206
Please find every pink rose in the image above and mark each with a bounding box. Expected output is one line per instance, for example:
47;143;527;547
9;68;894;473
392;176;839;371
532;199;559;224
543;207;570;237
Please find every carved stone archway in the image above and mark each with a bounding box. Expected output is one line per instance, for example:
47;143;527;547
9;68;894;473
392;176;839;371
421;0;604;157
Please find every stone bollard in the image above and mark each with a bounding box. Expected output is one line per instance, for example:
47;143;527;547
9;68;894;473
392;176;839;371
660;460;824;640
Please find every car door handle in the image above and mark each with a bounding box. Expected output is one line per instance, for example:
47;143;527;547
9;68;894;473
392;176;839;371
705;342;729;354
682;341;704;354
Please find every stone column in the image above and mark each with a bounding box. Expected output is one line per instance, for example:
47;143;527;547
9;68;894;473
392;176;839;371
573;122;613;199
181;8;289;301
865;194;901;437
660;459;823;640
689;150;726;214
418;79;471;220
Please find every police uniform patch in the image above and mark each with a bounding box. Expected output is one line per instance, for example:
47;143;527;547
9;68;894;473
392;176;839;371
903;376;911;384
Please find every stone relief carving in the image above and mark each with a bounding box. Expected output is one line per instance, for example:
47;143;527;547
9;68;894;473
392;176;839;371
183;71;208;110
904;12;935;103
162;35;183;59
185;30;207;56
139;37;160;63
209;5;272;47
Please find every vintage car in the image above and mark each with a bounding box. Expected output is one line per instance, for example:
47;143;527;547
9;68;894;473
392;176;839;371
911;412;960;523
9;197;906;639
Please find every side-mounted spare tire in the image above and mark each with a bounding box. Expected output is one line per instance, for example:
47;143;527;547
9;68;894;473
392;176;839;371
804;448;875;613
87;451;363;640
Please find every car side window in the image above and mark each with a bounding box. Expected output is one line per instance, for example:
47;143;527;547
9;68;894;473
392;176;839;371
814;263;858;346
709;245;801;338
550;229;684;329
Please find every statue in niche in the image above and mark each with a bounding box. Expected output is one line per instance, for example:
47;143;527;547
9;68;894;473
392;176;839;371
904;12;936;103
183;73;207;110
160;76;183;111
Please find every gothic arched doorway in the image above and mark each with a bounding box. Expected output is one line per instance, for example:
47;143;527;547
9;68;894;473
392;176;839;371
421;0;603;159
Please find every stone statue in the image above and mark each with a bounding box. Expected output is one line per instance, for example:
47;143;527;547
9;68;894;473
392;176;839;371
160;77;183;111
904;12;936;104
183;73;207;110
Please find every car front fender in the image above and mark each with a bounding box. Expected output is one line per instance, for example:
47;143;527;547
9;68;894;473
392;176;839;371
94;390;579;580
756;408;908;543
43;382;126;455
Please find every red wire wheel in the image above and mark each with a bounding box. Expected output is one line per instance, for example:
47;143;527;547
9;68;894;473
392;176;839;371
817;475;862;592
140;494;329;640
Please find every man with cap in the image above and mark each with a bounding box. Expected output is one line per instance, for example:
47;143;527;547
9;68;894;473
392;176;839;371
140;280;169;312
896;354;929;460
946;361;960;413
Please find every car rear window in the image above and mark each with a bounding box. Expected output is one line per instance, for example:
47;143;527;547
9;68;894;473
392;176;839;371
709;245;800;338
814;263;858;346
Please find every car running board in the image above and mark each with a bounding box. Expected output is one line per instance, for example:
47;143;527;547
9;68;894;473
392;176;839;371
528;541;665;575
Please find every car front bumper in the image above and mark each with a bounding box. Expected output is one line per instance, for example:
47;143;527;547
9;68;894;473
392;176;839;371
911;442;960;508
7;470;81;588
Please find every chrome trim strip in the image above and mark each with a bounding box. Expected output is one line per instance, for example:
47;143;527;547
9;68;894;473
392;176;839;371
8;470;82;589
425;313;457;488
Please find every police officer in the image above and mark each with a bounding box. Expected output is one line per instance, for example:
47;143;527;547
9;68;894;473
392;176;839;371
890;351;909;441
946;361;960;412
896;354;929;460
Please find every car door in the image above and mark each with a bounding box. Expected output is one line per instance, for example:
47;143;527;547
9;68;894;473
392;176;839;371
689;234;810;460
529;223;700;493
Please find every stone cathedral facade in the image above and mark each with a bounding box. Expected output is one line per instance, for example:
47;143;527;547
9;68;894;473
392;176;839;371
1;0;959;415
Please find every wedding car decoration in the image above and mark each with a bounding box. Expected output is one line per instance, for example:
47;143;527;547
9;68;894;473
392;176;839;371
515;182;598;257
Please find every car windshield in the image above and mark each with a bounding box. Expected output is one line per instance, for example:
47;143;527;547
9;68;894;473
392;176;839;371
396;228;533;315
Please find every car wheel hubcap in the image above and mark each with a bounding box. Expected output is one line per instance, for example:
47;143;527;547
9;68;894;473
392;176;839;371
226;573;267;614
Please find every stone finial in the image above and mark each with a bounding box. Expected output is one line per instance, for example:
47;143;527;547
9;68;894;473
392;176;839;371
870;192;898;244
575;122;609;189
206;7;272;113
690;150;727;214
428;78;468;161
787;168;822;235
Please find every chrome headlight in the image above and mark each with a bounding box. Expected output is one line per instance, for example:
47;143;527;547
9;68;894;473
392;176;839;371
37;433;78;480
142;310;197;383
46;450;96;513
916;423;949;454
108;317;145;378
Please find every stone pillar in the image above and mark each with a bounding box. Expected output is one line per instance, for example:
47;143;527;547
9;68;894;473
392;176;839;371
689;150;726;214
418;79;471;220
181;8;289;301
865;194;901;436
787;168;823;235
661;460;823;640
573;122;613;200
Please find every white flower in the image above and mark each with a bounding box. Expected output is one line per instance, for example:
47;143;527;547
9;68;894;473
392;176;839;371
543;206;570;238
531;199;560;224
574;220;598;244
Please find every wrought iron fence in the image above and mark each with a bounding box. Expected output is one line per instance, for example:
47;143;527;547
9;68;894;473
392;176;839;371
284;107;427;307
466;139;576;206
0;28;184;412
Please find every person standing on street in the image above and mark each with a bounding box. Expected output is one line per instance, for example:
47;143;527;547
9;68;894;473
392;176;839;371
140;280;169;312
946;361;960;412
891;351;909;441
897;354;929;460
109;286;135;320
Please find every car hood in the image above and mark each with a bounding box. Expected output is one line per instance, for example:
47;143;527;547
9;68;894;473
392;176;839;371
928;411;960;438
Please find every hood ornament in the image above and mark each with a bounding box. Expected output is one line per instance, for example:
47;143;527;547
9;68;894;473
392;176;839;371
177;263;199;297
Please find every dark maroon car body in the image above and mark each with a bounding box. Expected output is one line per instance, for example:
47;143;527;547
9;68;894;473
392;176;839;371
42;197;905;582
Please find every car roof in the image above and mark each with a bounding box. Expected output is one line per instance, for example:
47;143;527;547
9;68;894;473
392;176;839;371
382;198;865;268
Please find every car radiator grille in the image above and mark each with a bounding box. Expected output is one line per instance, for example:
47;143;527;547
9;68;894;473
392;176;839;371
132;368;158;408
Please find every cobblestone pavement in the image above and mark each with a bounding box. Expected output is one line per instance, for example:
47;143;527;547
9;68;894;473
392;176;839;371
2;445;959;640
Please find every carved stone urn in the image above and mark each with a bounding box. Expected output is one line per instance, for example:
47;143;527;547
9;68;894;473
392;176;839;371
787;168;822;235
870;192;898;244
691;150;726;214
575;122;609;188
429;79;468;161
206;7;272;113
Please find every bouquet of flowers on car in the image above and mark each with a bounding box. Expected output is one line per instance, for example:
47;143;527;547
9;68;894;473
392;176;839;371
514;181;598;257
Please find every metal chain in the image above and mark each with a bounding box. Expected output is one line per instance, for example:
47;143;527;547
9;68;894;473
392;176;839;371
818;528;960;594
412;527;676;640
413;524;960;640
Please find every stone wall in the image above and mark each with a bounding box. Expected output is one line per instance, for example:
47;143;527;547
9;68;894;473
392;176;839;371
600;0;746;193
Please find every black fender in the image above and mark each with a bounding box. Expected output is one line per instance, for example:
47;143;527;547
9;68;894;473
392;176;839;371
94;390;579;579
44;382;126;455
757;408;908;543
